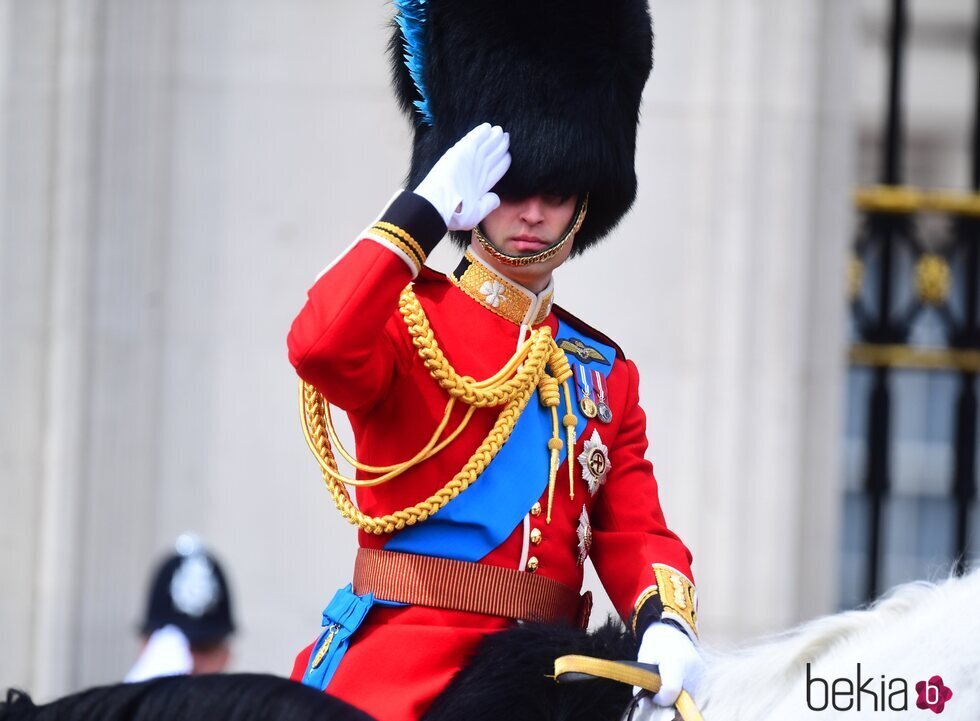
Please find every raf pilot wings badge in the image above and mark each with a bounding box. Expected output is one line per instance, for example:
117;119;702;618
557;338;611;366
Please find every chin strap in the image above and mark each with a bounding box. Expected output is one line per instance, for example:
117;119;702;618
475;194;589;267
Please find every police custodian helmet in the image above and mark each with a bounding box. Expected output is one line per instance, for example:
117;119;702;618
140;535;236;646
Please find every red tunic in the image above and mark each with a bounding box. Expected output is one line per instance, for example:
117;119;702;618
286;191;696;721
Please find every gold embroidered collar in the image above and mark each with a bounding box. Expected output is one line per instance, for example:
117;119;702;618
450;250;554;326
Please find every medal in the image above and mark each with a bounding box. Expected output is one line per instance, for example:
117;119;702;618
576;505;592;566
592;370;613;424
575;363;598;418
578;429;611;495
580;397;598;419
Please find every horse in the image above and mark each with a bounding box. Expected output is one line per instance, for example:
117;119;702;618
4;567;978;721
429;565;980;720
696;565;980;720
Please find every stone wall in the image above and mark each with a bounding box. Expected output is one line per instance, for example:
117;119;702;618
0;0;859;698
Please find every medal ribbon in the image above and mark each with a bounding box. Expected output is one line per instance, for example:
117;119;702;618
591;370;606;404
577;363;592;400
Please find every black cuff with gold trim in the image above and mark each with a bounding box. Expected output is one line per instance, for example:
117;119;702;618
631;588;665;638
629;565;699;641
371;191;447;266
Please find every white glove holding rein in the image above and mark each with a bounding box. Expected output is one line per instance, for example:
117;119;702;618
632;621;705;720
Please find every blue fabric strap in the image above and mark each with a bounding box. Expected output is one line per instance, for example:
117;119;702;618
300;584;375;692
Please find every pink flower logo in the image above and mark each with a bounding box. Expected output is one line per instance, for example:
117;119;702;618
915;676;953;714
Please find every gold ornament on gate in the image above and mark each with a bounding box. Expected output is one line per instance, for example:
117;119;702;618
915;254;951;306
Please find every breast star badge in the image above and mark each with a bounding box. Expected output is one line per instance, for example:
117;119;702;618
576;505;593;566
578;428;611;495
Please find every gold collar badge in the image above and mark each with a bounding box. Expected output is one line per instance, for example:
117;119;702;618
451;250;553;326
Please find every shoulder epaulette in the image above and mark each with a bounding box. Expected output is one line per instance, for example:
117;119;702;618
552;304;626;362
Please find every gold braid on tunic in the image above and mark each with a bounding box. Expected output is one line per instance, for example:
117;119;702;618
299;285;578;535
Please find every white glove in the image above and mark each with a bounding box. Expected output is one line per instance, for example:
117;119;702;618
124;625;193;683
631;621;704;718
414;123;512;231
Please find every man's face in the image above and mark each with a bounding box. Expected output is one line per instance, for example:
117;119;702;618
474;193;579;290
190;641;231;675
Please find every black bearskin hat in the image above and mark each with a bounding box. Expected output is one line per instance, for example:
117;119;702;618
388;0;654;254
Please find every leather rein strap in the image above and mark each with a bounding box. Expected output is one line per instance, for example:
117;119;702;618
353;548;591;628
554;655;705;721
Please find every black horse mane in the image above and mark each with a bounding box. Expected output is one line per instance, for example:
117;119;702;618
0;674;372;721
2;618;638;721
423;617;638;721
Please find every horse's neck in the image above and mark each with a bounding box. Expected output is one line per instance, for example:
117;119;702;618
697;569;980;720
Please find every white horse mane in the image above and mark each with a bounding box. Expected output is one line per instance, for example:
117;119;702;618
696;565;980;720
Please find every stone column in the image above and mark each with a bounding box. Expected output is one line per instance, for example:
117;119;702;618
0;0;63;694
30;0;103;698
69;0;177;689
1;0;179;695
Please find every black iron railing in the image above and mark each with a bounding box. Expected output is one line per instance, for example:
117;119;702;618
848;0;980;603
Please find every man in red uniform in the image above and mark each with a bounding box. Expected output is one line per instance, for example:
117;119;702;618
287;3;702;720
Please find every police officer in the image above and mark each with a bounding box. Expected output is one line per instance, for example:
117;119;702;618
126;535;236;682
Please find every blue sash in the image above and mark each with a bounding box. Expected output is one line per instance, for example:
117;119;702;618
385;318;615;560
303;319;616;691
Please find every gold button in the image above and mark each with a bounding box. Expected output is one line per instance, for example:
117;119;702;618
530;528;542;545
526;556;539;572
530;502;542;517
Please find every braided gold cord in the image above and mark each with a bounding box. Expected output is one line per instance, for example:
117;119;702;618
299;285;576;535
322;399;477;480
563;384;577;500
398;290;552;406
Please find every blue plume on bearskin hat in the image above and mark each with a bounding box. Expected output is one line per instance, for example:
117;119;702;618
391;0;433;126
388;0;654;254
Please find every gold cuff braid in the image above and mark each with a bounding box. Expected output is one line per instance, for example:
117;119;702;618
373;222;427;265
654;564;698;636
368;224;424;272
633;564;699;638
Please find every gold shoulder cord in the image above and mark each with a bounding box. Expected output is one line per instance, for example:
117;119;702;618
299;285;579;534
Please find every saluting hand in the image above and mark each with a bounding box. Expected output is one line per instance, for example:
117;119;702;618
414;123;512;232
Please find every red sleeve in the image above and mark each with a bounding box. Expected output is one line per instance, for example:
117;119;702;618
286;191;446;412
588;359;699;639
